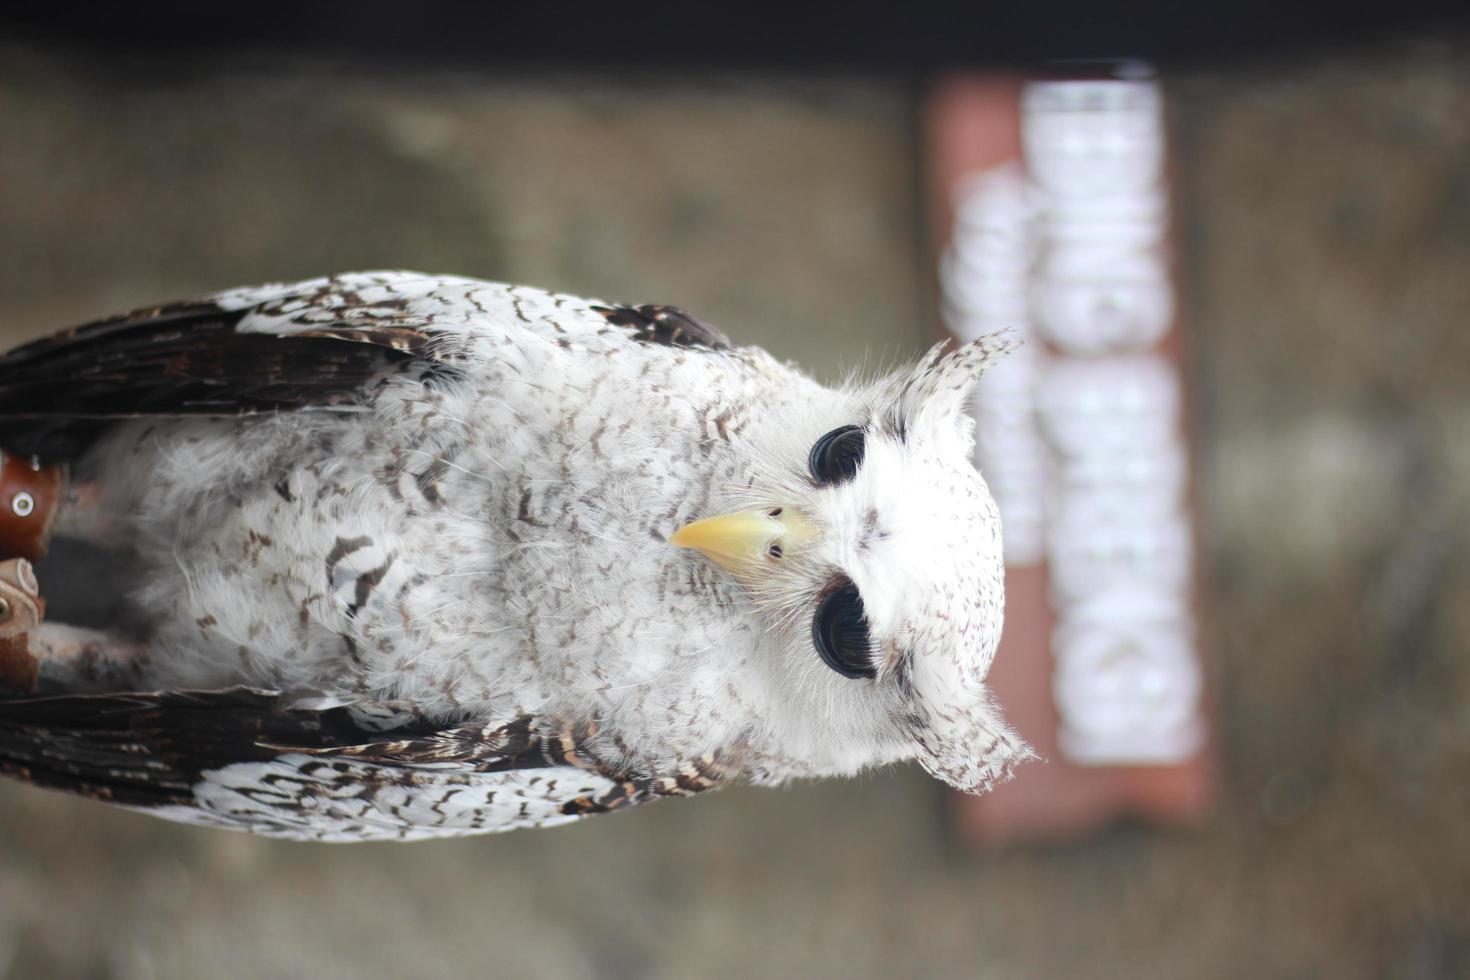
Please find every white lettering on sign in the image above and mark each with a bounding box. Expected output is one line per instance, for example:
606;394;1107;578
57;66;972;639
1024;78;1205;765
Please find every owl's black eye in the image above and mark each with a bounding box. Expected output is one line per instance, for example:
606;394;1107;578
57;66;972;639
812;581;876;680
808;425;865;485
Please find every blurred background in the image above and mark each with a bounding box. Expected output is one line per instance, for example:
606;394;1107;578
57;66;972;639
1;7;1469;978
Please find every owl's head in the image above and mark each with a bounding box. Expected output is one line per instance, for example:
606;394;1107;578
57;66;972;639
672;338;1033;792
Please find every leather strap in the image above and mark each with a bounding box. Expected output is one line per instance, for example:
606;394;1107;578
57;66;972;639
0;558;43;693
0;451;64;562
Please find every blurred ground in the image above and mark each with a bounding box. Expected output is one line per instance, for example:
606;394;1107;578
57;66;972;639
0;38;1467;980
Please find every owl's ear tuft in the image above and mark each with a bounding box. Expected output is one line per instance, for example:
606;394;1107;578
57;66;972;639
908;690;1036;794
877;333;1017;433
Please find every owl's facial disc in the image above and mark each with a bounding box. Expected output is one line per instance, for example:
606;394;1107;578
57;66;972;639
670;507;817;578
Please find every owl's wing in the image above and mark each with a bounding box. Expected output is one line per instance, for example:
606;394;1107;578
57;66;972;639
0;271;731;460
0;687;724;841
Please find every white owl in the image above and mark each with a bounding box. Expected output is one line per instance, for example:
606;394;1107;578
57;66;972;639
0;272;1030;841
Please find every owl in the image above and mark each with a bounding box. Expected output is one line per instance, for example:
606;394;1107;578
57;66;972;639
0;272;1030;841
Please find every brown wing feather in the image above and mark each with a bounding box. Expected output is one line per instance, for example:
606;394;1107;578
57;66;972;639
0;296;444;460
0;687;551;808
0;687;728;839
591;304;731;350
0;283;729;463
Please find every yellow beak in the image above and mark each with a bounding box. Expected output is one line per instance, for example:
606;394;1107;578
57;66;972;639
670;507;818;576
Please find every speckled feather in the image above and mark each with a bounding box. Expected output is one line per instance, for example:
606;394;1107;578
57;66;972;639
0;272;1029;841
